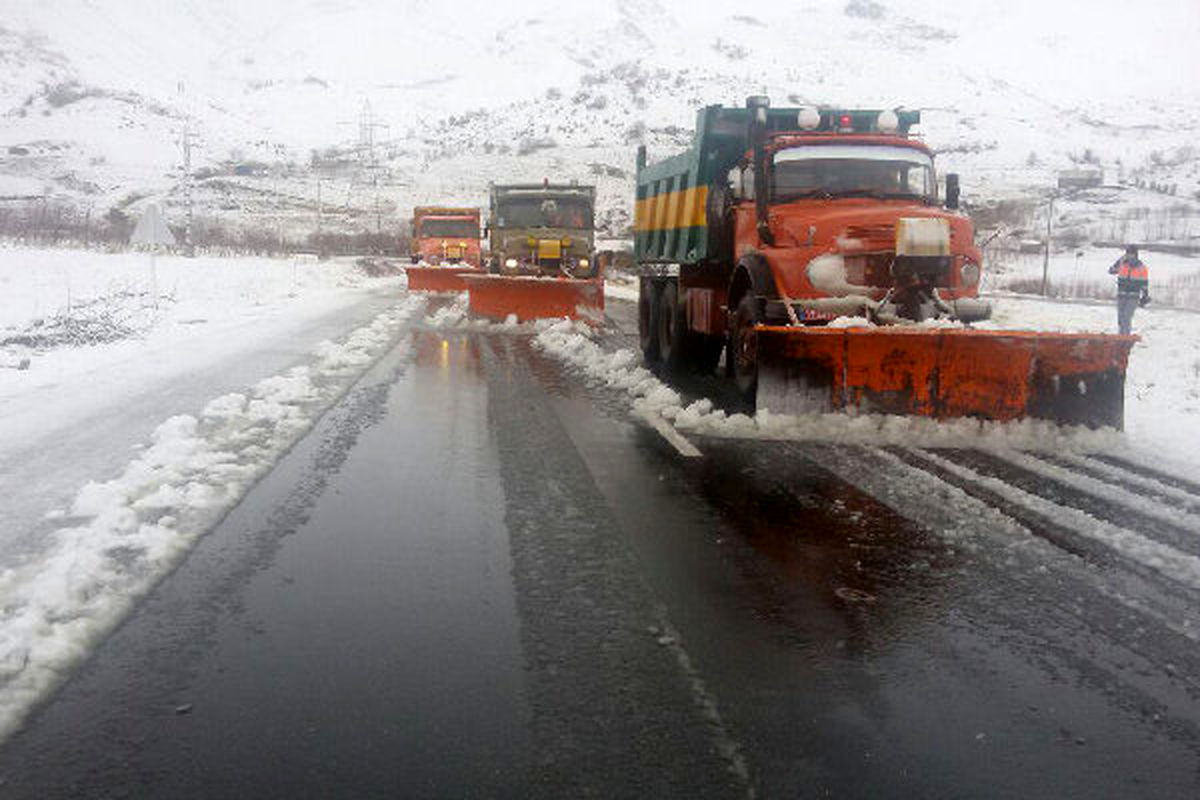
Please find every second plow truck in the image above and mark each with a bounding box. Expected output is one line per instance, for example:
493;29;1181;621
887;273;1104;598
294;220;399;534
464;181;604;322
404;206;482;292
635;97;1135;427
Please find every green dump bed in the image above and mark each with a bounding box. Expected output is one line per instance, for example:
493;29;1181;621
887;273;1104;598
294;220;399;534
634;106;747;266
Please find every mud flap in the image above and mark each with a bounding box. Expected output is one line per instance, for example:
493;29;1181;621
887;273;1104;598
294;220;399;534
755;326;1136;428
404;266;481;292
463;275;605;324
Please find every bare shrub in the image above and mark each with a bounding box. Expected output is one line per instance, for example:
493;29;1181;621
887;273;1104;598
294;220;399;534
354;257;404;277
995;269;1200;310
44;81;95;108
1;291;162;350
845;1;885;20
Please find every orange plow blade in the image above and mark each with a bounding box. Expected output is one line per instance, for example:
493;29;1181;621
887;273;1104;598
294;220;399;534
463;275;605;324
756;326;1137;428
404;266;480;292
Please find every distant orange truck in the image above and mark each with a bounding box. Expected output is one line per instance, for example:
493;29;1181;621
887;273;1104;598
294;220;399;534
410;206;482;267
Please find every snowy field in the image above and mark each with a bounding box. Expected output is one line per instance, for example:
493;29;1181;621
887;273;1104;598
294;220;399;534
0;246;405;443
0;245;385;347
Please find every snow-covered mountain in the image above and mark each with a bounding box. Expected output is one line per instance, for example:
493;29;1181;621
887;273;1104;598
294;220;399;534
1;0;1198;242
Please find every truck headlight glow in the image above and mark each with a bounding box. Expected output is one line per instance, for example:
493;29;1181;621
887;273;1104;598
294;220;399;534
578;258;588;268
504;257;518;268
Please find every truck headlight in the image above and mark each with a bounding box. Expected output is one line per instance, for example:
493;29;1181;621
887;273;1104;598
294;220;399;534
504;257;518;268
960;260;980;287
578;258;588;268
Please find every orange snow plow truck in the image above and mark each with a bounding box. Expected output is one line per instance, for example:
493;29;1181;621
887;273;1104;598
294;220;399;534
635;97;1135;427
404;206;482;292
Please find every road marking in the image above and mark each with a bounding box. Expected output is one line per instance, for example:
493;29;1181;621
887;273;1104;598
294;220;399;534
643;412;702;458
653;606;757;799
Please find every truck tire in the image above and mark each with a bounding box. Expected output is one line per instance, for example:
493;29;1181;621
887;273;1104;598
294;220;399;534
657;279;689;374
638;278;660;364
730;292;761;401
694;336;725;375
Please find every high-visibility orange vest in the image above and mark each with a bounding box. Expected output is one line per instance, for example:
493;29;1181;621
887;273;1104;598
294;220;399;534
1117;260;1148;281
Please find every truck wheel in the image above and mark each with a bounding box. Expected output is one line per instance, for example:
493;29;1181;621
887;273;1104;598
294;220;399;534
638;278;660;364
657;279;689;373
730;293;761;400
694;336;724;375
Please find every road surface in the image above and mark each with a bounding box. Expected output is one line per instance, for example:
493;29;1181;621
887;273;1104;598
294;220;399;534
1;297;1198;798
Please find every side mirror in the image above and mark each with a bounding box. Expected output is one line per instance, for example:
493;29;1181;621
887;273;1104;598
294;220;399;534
945;173;960;210
726;167;742;200
748;110;773;246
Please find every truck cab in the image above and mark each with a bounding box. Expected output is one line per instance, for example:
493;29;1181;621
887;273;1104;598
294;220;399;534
487;182;597;278
727;104;986;325
411;206;482;267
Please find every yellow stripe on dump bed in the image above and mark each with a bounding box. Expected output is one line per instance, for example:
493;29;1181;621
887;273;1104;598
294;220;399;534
634;185;709;232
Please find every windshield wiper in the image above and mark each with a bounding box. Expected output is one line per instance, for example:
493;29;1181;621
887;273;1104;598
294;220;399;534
775;189;834;201
877;191;929;200
828;189;893;199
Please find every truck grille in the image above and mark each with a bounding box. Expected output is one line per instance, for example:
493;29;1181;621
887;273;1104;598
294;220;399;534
842;223;895;252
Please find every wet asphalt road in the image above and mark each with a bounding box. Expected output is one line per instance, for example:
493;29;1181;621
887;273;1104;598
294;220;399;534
2;298;1199;798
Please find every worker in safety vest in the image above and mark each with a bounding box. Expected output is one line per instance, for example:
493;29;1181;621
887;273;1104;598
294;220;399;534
1108;245;1149;335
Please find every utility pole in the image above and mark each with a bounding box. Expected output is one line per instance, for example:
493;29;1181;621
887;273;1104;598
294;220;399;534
273;143;286;254
177;82;198;257
338;100;389;252
1041;192;1055;297
373;168;383;252
182;127;196;257
316;175;325;259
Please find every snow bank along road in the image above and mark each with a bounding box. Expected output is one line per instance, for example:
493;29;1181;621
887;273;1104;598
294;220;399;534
2;290;1200;797
0;247;411;741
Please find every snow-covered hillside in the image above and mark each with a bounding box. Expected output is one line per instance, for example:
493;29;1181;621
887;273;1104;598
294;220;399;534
1;0;1199;242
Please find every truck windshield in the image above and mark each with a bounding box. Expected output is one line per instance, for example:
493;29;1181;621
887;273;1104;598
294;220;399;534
419;219;478;238
495;198;593;229
772;145;935;202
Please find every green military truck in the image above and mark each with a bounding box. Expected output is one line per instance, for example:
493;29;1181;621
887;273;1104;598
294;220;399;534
486;182;597;278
